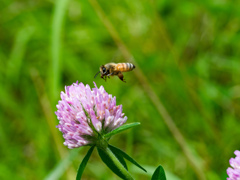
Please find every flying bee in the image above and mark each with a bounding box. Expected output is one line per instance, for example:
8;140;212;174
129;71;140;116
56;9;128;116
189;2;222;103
94;62;135;82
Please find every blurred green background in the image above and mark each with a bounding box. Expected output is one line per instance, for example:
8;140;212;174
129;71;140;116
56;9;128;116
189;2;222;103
1;0;240;179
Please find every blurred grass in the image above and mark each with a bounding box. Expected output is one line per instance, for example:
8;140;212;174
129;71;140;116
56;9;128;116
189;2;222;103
0;0;240;180
50;0;69;103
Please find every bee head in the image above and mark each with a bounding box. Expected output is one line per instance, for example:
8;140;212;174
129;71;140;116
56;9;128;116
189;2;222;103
100;65;107;75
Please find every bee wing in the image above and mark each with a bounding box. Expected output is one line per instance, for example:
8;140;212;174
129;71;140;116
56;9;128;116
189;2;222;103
94;71;100;78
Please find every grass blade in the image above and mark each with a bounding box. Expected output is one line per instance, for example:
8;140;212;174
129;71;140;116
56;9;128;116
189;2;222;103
50;0;69;102
44;148;81;180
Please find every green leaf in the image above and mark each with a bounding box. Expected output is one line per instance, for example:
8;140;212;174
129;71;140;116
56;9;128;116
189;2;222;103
109;144;147;173
111;149;128;171
76;146;95;180
104;122;140;138
151;165;166;180
97;147;127;179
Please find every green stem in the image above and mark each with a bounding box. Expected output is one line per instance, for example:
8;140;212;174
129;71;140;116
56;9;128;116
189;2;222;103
103;146;134;180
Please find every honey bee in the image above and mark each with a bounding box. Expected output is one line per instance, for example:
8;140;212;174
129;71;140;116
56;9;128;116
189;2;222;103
94;62;135;82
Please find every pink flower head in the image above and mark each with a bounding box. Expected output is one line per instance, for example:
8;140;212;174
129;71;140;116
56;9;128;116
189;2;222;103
55;82;127;149
227;150;240;180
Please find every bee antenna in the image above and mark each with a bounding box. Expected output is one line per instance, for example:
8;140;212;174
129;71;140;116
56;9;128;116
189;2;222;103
94;71;100;78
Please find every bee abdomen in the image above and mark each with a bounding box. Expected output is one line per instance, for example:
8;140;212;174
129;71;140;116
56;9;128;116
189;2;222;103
116;63;135;72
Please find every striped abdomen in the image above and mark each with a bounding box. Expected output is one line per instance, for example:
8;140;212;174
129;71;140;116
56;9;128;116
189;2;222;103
115;63;135;72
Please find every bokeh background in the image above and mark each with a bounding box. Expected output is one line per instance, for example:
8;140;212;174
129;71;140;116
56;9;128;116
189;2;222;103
1;0;240;179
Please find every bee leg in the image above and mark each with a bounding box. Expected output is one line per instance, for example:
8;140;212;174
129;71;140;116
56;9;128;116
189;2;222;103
107;72;114;76
101;76;107;81
117;72;126;83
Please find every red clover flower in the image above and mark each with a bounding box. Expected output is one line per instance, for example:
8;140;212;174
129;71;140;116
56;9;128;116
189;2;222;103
227;150;240;180
54;81;163;180
55;81;127;149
